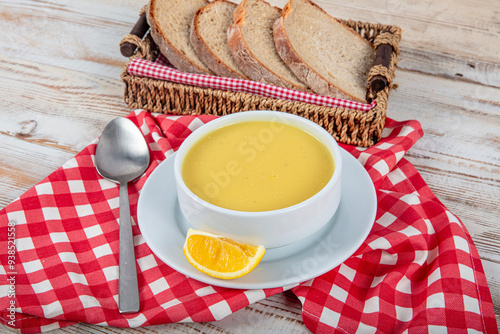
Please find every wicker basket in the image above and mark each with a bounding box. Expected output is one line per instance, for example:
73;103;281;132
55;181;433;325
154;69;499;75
120;14;402;147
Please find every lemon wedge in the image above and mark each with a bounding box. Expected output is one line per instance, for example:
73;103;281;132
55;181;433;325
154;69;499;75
183;228;266;279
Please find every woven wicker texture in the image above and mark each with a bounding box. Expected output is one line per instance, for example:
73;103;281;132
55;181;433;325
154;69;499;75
120;16;402;147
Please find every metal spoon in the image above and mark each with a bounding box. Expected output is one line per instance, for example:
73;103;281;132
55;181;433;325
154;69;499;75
95;117;150;313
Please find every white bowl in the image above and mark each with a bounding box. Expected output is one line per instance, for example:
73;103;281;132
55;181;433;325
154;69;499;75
174;110;342;248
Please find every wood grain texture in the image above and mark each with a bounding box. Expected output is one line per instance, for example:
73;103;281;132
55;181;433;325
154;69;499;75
0;0;498;332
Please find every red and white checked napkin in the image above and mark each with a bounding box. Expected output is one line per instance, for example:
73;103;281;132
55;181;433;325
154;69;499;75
127;54;377;111
0;110;497;333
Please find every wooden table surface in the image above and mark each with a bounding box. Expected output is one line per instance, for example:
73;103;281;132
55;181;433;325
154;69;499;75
1;0;499;332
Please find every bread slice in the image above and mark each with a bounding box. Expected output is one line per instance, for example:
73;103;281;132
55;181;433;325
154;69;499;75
227;0;309;91
147;0;213;74
190;0;248;79
273;0;376;102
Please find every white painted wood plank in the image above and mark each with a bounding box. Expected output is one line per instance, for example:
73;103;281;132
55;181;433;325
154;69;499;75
0;55;130;208
0;0;142;79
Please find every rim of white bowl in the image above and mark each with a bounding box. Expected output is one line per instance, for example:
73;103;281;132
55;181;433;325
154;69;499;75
174;110;343;217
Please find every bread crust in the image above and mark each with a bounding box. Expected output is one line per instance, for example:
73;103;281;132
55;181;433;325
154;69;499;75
147;0;212;75
227;0;309;91
273;16;353;101
190;1;248;79
274;0;374;102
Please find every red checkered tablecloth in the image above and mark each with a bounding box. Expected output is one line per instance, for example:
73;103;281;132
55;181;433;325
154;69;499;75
0;110;497;333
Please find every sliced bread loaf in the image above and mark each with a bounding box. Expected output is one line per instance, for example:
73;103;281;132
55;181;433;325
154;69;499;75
273;0;376;102
227;0;309;91
190;0;248;79
147;0;213;74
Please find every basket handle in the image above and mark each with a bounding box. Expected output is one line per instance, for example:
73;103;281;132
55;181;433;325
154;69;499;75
120;12;150;57
370;39;394;92
369;28;401;94
365;29;401;102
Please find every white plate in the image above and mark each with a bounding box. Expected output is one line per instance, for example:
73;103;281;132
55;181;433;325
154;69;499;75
137;148;377;290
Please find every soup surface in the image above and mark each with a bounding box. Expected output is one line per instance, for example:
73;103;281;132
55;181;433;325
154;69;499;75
182;121;334;211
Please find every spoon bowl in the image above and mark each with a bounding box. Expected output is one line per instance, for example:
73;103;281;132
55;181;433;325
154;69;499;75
95;117;150;313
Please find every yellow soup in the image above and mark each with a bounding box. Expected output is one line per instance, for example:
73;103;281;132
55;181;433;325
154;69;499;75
182;121;334;212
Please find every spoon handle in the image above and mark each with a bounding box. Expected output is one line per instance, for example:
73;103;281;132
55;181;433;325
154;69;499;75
118;182;140;313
